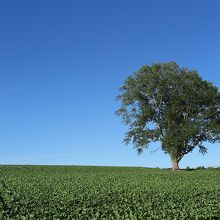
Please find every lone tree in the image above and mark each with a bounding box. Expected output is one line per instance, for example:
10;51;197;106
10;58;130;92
116;62;220;170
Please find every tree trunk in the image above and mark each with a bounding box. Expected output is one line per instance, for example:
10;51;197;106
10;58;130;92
171;158;179;171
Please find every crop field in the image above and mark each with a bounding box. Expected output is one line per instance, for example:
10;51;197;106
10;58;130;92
0;166;220;220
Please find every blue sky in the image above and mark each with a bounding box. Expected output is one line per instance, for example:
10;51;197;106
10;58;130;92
0;0;219;168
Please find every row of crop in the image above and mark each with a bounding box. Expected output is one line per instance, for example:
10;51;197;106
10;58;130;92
0;166;219;219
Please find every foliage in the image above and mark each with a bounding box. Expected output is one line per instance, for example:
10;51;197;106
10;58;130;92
116;62;220;169
0;165;220;219
185;166;191;171
196;166;206;170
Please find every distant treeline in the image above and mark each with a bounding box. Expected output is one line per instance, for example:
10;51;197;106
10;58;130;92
162;166;220;170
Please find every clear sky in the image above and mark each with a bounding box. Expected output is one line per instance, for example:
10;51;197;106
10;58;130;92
0;0;219;168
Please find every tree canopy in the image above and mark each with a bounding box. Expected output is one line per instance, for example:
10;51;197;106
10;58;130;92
116;62;220;170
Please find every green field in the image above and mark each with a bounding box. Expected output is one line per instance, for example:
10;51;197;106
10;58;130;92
0;165;220;220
